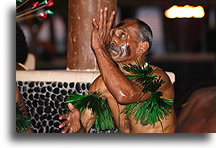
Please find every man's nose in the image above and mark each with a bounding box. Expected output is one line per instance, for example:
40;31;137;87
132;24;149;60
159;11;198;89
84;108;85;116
110;40;117;46
111;34;121;45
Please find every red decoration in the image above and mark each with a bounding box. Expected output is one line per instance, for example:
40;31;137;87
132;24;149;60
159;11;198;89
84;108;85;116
39;12;48;18
32;2;39;9
46;0;54;7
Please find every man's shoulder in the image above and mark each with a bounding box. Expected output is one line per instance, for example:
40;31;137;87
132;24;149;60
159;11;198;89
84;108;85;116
150;65;167;77
150;65;173;85
92;75;103;84
89;75;104;92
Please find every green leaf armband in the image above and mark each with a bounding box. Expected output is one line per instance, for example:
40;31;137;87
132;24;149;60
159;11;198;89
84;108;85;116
65;92;115;130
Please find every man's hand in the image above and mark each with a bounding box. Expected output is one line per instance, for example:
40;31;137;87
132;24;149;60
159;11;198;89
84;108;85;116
59;103;82;133
91;7;116;50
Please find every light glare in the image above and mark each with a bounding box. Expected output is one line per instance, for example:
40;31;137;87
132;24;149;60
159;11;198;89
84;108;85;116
165;5;205;19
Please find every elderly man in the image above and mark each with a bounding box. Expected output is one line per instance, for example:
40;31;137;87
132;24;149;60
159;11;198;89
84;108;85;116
59;8;175;133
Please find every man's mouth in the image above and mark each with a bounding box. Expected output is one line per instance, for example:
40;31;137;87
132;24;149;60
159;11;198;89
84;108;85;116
107;44;120;57
108;45;121;53
108;44;128;58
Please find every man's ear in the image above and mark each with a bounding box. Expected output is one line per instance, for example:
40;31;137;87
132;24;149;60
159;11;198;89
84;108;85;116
137;41;149;55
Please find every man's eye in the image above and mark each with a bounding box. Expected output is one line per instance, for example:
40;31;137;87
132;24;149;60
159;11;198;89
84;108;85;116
119;33;126;38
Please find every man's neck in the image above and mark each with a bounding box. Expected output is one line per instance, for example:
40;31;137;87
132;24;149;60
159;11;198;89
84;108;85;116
117;56;147;74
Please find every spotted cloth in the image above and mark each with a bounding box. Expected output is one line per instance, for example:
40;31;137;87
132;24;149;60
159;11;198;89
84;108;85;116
16;81;118;133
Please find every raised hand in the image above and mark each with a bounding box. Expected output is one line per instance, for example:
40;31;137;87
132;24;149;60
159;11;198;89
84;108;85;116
91;7;116;50
59;103;81;133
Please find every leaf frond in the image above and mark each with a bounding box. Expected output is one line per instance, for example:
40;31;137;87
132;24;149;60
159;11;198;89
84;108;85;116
65;92;115;130
122;59;174;130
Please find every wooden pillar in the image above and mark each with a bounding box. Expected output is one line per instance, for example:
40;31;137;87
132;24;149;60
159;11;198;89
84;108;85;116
67;0;117;70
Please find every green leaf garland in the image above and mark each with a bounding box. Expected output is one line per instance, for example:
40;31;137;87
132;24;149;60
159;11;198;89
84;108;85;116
121;60;174;129
65;92;115;131
16;102;31;132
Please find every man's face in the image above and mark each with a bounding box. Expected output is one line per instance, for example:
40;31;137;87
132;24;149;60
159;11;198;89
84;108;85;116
107;20;141;62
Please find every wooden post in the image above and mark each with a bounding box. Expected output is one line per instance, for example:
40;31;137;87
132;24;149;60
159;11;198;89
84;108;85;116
67;0;117;70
